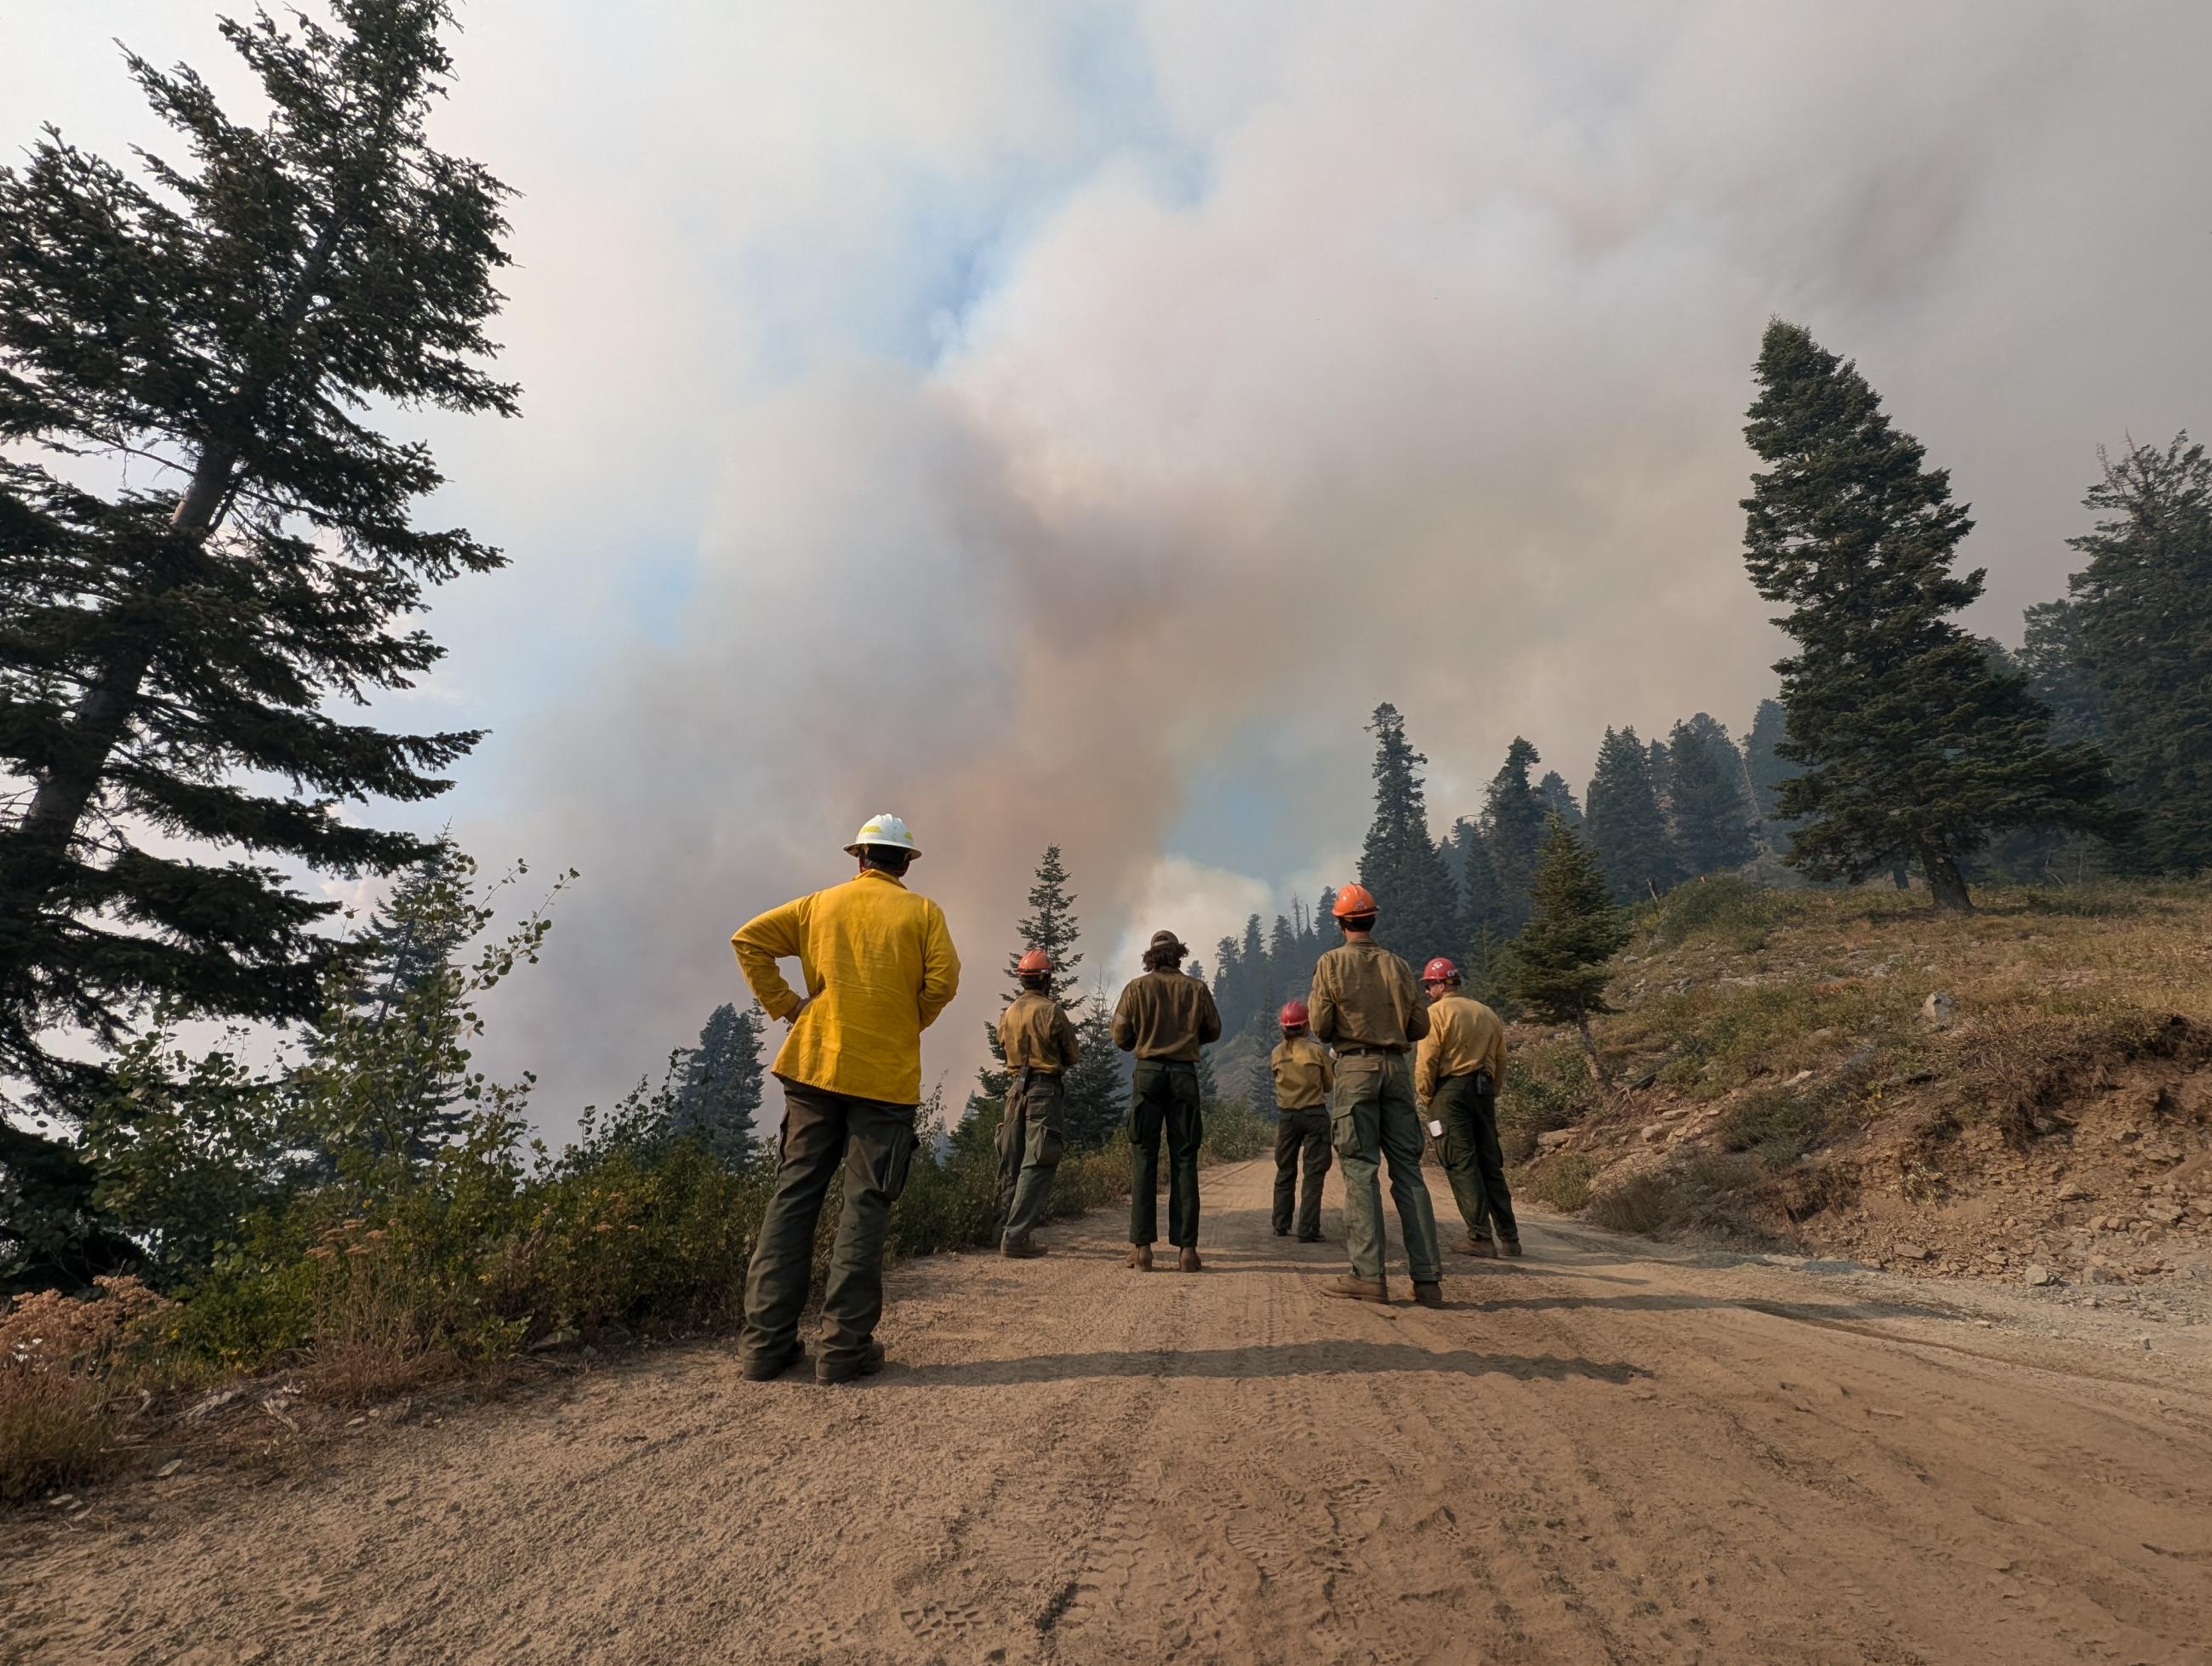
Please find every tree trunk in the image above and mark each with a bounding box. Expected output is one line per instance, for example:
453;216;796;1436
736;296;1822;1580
1915;830;1973;913
1574;1013;1611;1088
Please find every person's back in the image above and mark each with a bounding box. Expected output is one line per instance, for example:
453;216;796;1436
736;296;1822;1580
746;869;956;1105
1111;933;1221;1271
994;962;1079;1258
1112;967;1221;1060
1308;939;1428;1053
730;814;960;1384
1417;965;1519;1259
1306;886;1443;1307
1269;1003;1335;1241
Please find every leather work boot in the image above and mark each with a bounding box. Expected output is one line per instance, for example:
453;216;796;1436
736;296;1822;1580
739;1342;807;1382
1178;1247;1203;1273
1274;1225;1290;1237
1454;1235;1498;1258
1001;1235;1044;1259
1126;1245;1154;1271
1412;1281;1445;1309
1319;1275;1388;1304
1296;1232;1325;1244
817;1340;886;1385
1500;1239;1525;1259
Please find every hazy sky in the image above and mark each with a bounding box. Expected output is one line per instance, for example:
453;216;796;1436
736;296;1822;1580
8;1;2209;1133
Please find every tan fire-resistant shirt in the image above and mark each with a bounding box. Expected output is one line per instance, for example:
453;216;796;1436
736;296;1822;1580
1111;969;1223;1061
1308;940;1429;1052
1269;1036;1336;1110
998;990;1079;1075
1415;992;1508;1105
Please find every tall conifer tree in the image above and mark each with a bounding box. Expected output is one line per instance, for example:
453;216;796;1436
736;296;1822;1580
672;1003;764;1170
1450;819;1509;941
1667;716;1757;877
1060;983;1126;1152
1536;770;1584;830
1355;704;1462;966
1741;321;2113;910
1480;738;1548;933
2065;434;2212;873
1502;817;1630;1086
1742;698;1798;853
0;1;516;1273
975;843;1083;1101
1584;726;1679;904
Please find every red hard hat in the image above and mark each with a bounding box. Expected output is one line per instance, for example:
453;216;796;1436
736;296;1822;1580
1016;949;1052;974
1331;882;1377;919
1279;1000;1309;1029
1422;957;1461;985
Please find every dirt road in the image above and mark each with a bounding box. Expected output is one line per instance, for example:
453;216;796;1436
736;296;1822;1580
7;1158;2211;1664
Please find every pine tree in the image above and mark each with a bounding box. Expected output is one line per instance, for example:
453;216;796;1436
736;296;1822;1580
1536;770;1584;830
1741;320;2114;910
1502;817;1630;1086
311;836;477;1165
1667;716;1757;877
1450;819;1510;941
672;1004;764;1170
2017;602;2106;749
1356;704;1463;966
1480;738;1548;933
1061;983;1127;1151
1742;698;1799;853
1584;726;1679;904
975;843;1084;1101
0;1;516;1270
2065;434;2212;873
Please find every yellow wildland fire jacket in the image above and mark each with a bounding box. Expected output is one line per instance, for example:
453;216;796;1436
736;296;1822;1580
732;870;961;1105
1269;1036;1335;1110
999;990;1079;1075
1415;992;1508;1105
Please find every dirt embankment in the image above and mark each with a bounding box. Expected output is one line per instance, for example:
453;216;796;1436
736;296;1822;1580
5;1158;2209;1664
1507;884;2212;1322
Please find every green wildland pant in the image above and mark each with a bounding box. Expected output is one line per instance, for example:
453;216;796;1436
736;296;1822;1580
740;1081;918;1373
1128;1058;1202;1247
1272;1106;1331;1237
1331;1050;1442;1284
997;1068;1067;1245
1435;1070;1518;1244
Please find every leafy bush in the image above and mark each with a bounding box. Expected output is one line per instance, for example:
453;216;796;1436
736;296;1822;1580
1199;1098;1274;1163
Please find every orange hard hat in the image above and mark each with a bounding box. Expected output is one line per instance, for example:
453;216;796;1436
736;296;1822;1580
1279;1000;1309;1029
1016;949;1052;975
1422;957;1461;985
1331;883;1377;919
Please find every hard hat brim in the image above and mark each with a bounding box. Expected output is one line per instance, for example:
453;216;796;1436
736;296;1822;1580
846;842;921;859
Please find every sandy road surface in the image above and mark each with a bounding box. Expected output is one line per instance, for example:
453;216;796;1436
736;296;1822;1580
6;1158;2211;1665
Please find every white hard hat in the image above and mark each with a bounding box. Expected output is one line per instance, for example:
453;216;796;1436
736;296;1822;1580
844;812;921;858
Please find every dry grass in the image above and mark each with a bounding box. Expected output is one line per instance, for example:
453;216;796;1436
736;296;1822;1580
0;1276;172;1503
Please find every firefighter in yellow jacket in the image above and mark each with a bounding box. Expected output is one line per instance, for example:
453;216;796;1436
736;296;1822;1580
1269;999;1334;1241
1307;884;1445;1308
731;813;961;1384
1416;957;1519;1258
995;949;1079;1258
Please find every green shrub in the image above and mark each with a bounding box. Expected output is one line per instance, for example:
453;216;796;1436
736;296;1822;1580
1199;1098;1273;1163
1651;876;1782;950
1525;1152;1593;1212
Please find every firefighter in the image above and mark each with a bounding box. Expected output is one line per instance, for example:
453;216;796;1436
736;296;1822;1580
1111;930;1223;1272
730;813;961;1384
1417;957;1519;1258
995;948;1079;1258
1306;884;1445;1308
1269;1000;1334;1242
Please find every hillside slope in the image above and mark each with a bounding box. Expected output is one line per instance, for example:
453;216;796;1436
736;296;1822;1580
1505;880;2212;1311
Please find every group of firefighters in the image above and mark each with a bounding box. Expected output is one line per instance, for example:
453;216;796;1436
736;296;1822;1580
728;813;1522;1384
